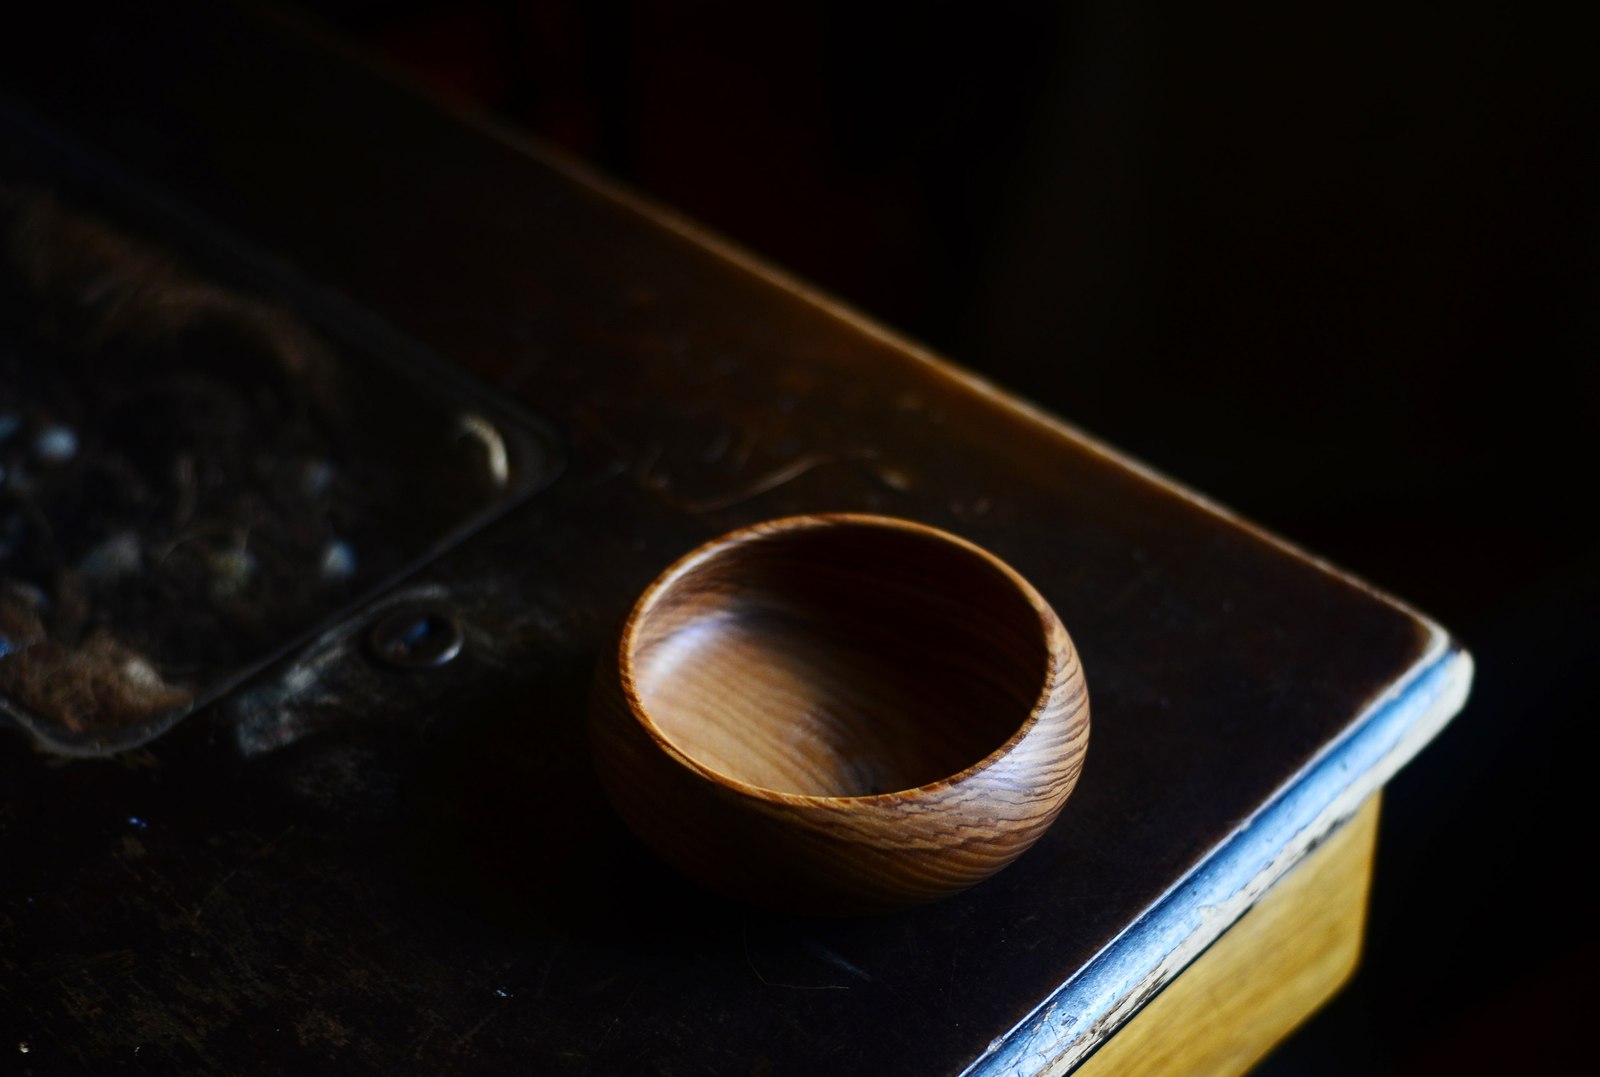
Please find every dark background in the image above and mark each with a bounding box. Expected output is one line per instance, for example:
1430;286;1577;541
291;2;1594;1071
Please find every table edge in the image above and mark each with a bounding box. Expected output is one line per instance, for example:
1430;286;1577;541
963;630;1473;1076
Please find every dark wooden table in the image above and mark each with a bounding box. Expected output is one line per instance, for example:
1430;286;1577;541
0;3;1471;1073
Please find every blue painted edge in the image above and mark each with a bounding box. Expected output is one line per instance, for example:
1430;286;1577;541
964;637;1472;1076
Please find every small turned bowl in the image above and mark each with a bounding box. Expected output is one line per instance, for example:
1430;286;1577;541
589;514;1089;915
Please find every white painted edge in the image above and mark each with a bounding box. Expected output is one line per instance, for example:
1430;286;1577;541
966;639;1474;1076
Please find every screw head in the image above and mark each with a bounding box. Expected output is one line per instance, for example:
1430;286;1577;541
367;606;464;669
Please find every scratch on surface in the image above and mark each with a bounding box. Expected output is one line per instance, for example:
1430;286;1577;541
409;1012;452;1061
448;1009;504;1058
112;845;147;884
256;824;297;859
535;938;564;999
726;425;759;470
1097;546;1182;617
701;428;733;464
294;1011;353;1049
654;450;909;514
596;979;644;1051
188;869;240;925
805;942;872;982
632;441;667;490
743;922;849;991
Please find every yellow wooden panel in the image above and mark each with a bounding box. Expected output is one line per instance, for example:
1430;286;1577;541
1076;796;1381;1076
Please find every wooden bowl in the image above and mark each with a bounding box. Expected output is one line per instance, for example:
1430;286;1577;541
589;514;1089;915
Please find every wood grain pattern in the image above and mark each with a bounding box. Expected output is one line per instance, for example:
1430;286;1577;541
1072;797;1381;1077
589;514;1090;915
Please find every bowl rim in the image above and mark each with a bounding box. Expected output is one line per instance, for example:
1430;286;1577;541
614;512;1074;807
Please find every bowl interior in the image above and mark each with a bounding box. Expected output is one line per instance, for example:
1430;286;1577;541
628;521;1050;798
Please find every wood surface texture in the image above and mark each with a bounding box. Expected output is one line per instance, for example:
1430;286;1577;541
590;514;1089;914
0;3;1471;1074
1073;796;1380;1077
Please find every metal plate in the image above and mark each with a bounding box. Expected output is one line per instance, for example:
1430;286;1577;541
0;135;561;755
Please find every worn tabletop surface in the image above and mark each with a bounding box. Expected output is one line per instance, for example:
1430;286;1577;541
0;3;1469;1074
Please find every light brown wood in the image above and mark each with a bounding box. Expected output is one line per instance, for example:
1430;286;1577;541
1073;796;1381;1077
589;514;1090;915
